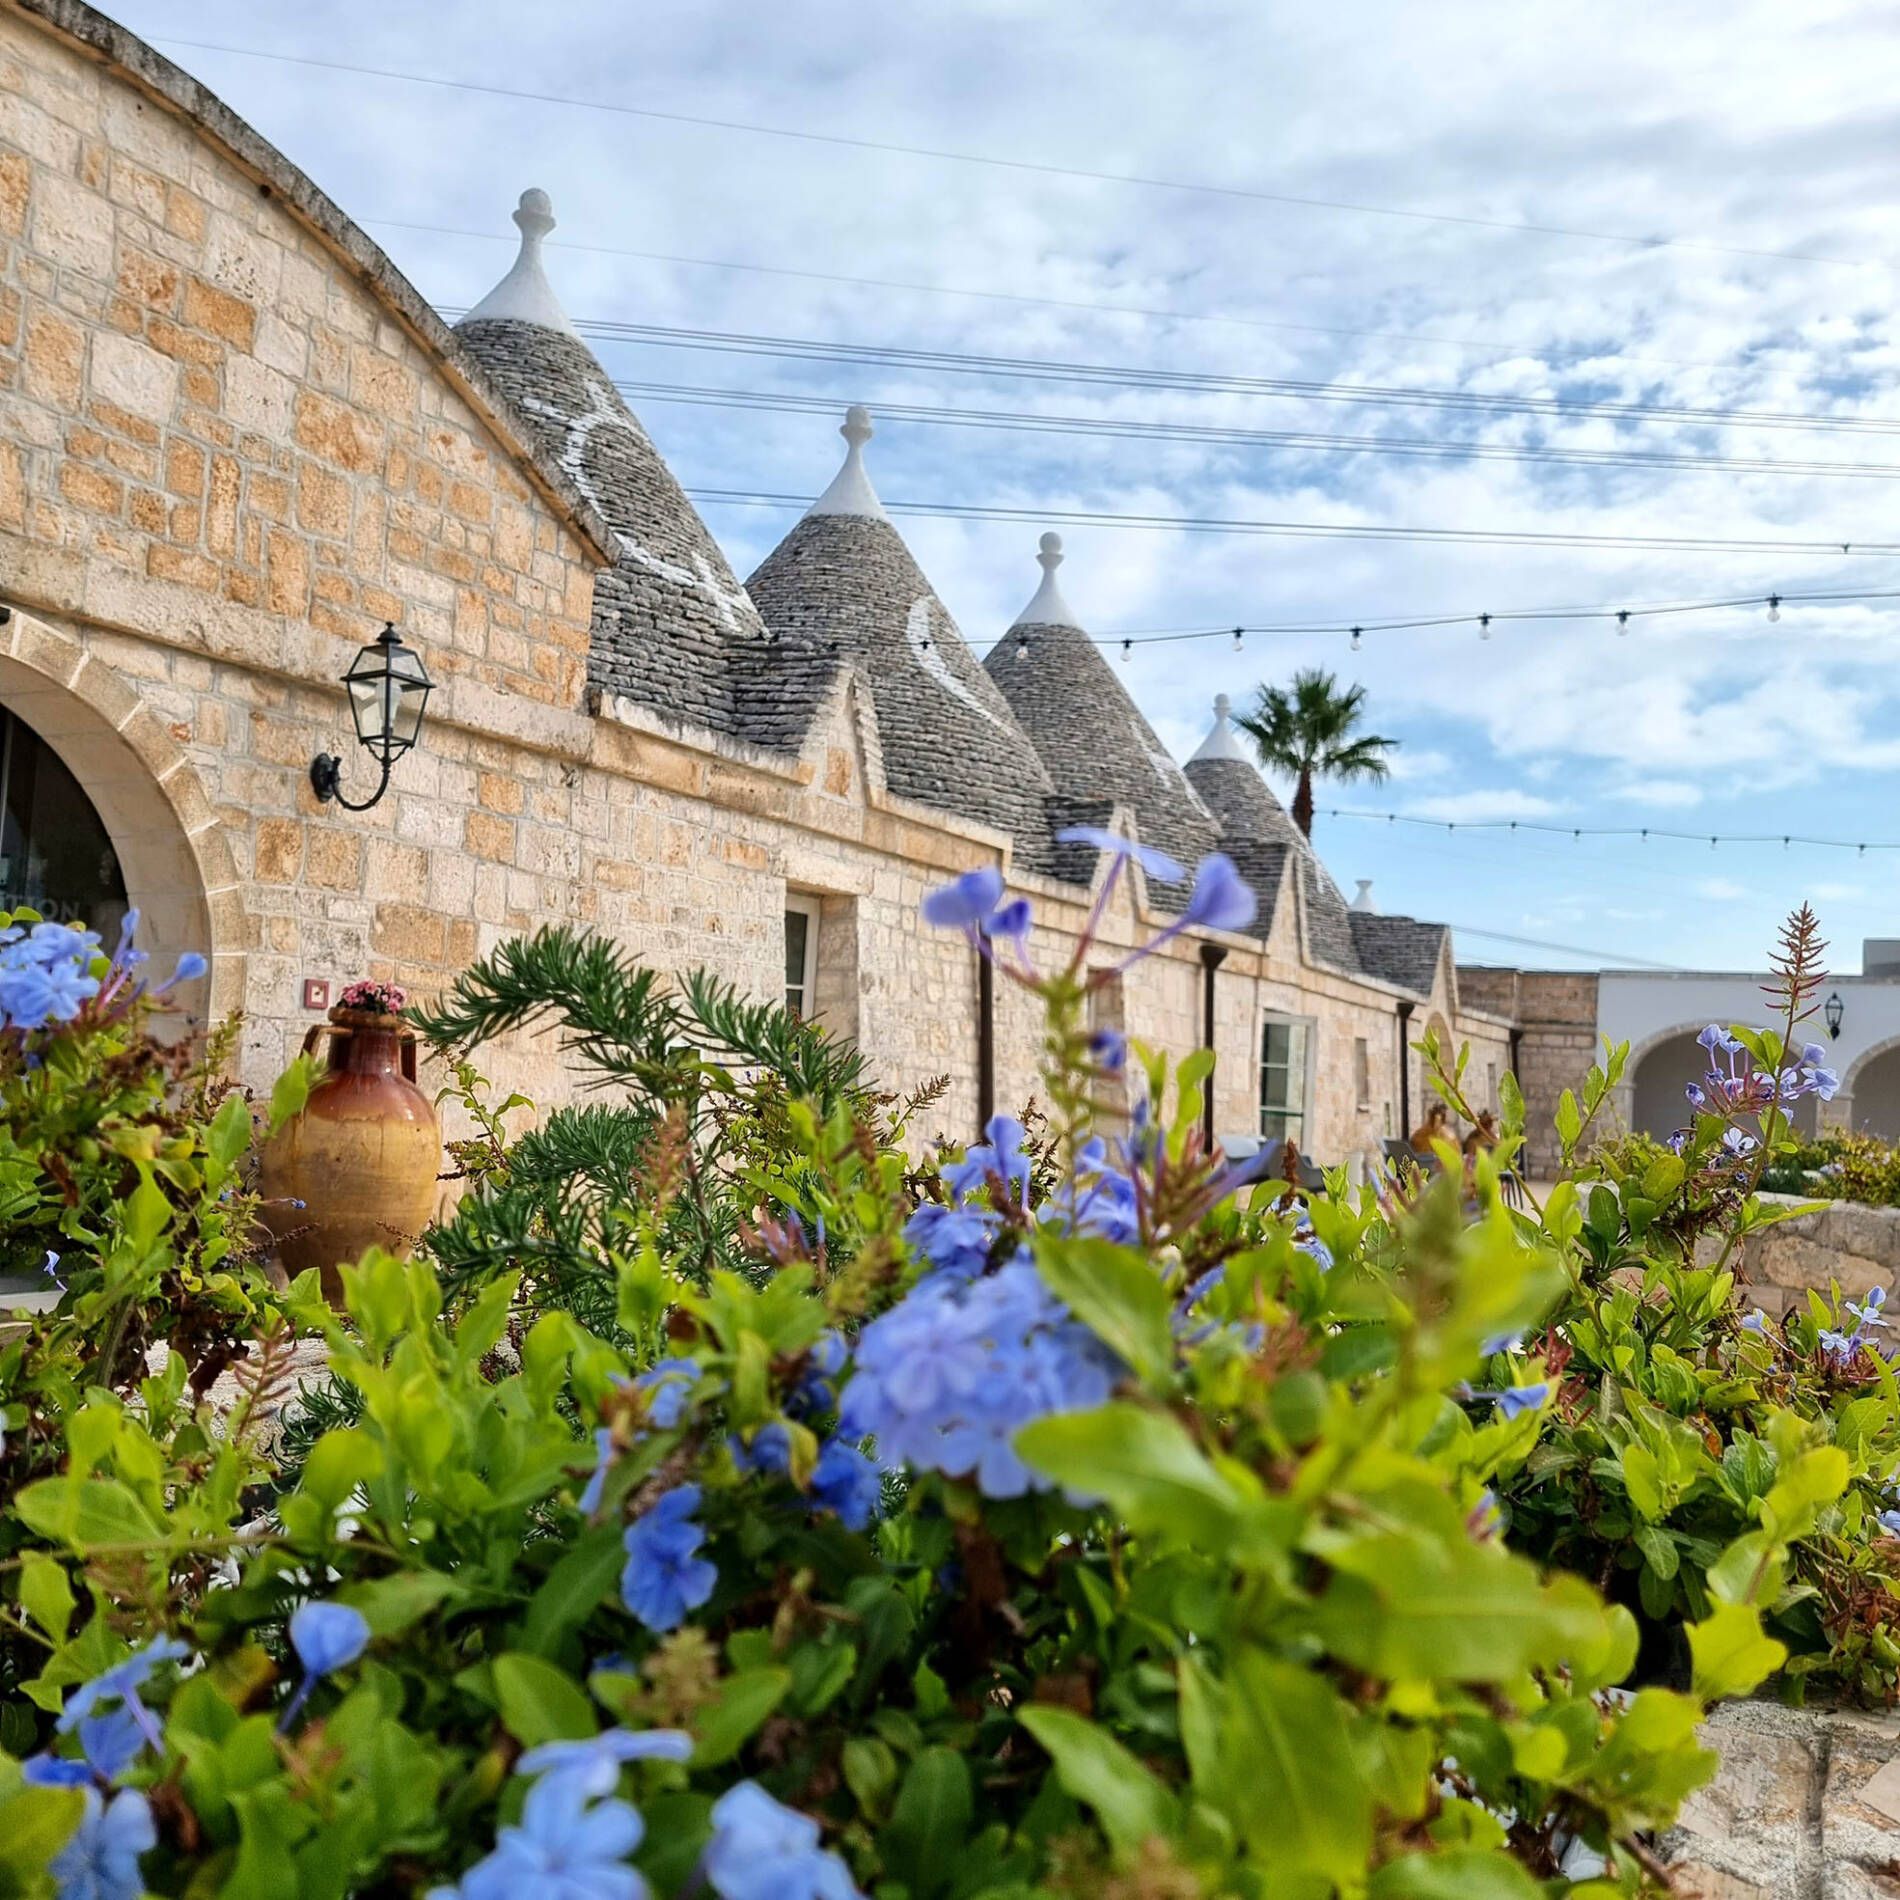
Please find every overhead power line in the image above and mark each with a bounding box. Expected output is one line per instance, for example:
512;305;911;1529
689;488;1900;559
547;315;1900;442
386;216;1747;375
1437;923;1687;971
615;377;1900;482
157;35;1877;271
1326;808;1900;853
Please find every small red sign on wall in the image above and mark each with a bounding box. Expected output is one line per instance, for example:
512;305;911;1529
302;979;331;1011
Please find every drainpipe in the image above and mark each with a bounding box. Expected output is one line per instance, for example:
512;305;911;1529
1508;1025;1523;1096
1396;999;1416;1136
976;949;995;1133
1199;943;1228;1148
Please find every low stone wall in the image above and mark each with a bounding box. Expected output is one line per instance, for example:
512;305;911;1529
1732;1196;1900;1318
1664;1699;1900;1897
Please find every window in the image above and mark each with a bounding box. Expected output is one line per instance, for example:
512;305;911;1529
783;897;820;1018
0;708;126;937
1353;1036;1371;1111
1260;1015;1310;1141
1486;1061;1499;1111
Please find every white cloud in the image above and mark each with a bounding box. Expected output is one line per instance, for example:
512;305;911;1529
1696;878;1749;902
1608;779;1705;810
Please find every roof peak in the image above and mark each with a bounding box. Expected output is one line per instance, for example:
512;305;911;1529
459;189;579;339
1010;531;1082;630
1190;692;1253;763
806;405;889;520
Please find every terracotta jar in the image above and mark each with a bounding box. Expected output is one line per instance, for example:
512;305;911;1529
260;1006;440;1303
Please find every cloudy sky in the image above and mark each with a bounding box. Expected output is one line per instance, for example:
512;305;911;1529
111;0;1900;974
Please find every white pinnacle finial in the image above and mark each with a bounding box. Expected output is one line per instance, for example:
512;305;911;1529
1190;690;1252;764
807;404;888;519
1011;530;1080;630
459;188;579;338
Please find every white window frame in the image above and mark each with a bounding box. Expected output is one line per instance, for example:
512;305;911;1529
1353;1035;1372;1112
1260;1011;1317;1143
784;894;821;1019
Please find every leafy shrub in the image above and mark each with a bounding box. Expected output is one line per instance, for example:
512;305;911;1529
1758;1128;1900;1207
0;884;1886;1896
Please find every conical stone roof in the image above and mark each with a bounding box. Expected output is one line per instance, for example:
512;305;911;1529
982;536;1219;889
452;191;768;738
744;409;1059;865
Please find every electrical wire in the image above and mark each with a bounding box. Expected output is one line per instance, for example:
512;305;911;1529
688;488;1900;558
548;315;1900;442
1432;922;1688;970
613;376;1900;482
1324;808;1899;852
154;34;1881;271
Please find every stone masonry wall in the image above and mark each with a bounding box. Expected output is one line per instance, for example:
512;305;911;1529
1460;967;1600;1177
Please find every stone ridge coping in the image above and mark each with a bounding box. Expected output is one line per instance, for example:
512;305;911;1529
6;0;616;569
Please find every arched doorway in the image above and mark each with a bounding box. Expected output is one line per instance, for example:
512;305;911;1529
1847;1044;1900;1141
0;618;241;1024
1;706;129;940
1630;1026;1818;1143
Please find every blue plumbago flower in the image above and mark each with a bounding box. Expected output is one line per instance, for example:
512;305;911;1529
279;1600;371;1731
1698;1024;1742;1055
942;1115;1033;1205
50;1788;154;1900
1482;1332;1525;1356
1053;826;1185;884
1489;1383;1551;1421
42;1248;61;1279
579;1426;617;1515
433;1761;651;1900
986;896;1033;942
1178;854;1258;934
1467;1490;1503;1541
1294;1227;1334;1271
1041;1140;1141;1247
787;1330;850;1417
1880;1507;1900;1538
704;1780;864;1900
633;1357;699;1430
158;951;208;990
1687;1022;1839;1118
621;1486;718;1634
920;867;1006;933
730;1422;793;1476
25;1708;150;1790
0;922;102;1032
810;1437;882;1531
58;1637;190;1753
902;1203;1003;1281
515;1728;692;1797
1848;1288;1889;1331
1741;1310;1768;1333
1087;1026;1128;1074
838;1262;1119;1500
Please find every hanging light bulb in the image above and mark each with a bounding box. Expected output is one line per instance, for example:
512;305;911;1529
1015;631;1028;661
1350;626;1362;651
1120;638;1131;662
1766;593;1781;622
1478;613;1492;640
1616;610;1630;636
1231;626;1243;652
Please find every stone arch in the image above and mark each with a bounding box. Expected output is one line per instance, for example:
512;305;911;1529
0;613;246;1022
1626;1018;1818;1142
1841;1037;1900;1140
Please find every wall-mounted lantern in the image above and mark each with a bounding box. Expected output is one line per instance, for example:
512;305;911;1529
310;623;433;812
1825;991;1845;1041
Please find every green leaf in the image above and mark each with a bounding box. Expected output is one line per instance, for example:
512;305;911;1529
0;1784;86;1886
883;1746;974;1897
1016;1403;1245;1548
17;1554;75;1641
1618;1444;1665;1522
1688;1602;1788;1700
338;1571;465;1638
493;1651;597;1747
692;1667;791;1767
1218;1653;1369;1884
12;1478;166;1553
268;1054;317;1134
1017;1706;1174;1859
520;1529;625;1658
1031;1236;1176;1387
1369;1849;1543;1899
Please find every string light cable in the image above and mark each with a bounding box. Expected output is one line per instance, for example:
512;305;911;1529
1322;808;1900;854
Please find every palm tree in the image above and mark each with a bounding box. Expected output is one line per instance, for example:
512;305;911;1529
1234;668;1397;840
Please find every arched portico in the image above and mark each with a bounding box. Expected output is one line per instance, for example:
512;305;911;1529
1841;1037;1900;1141
1624;1018;1819;1143
0;612;245;1024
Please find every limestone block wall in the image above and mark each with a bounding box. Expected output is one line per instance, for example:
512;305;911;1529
1730;1195;1900;1317
1460;967;1600;1177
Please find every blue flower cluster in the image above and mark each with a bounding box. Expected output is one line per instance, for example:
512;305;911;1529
704;1780;864;1899
430;1727;690;1900
621;1485;718;1633
22;1636;190;1900
1821;1284;1889;1365
1686;1024;1839;1116
0;922;100;1032
839;1260;1118;1499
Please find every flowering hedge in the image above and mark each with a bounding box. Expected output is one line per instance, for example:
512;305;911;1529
0;884;1892;1897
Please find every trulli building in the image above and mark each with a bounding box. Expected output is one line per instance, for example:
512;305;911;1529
0;0;1512;1167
